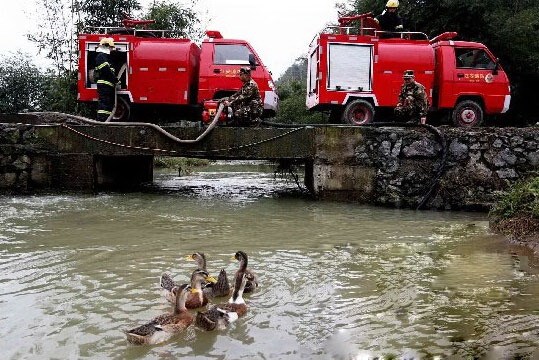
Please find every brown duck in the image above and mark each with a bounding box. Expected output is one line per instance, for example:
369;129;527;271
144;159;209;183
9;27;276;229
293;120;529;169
160;263;217;304
124;284;193;345
188;252;231;298
195;272;249;331
234;251;258;293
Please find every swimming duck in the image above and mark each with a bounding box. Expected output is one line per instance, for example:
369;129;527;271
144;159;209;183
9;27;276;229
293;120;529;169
185;269;214;309
160;264;217;304
204;268;231;298
187;252;208;271
234;251;258;293
187;252;231;298
125;284;194;345
195;273;249;331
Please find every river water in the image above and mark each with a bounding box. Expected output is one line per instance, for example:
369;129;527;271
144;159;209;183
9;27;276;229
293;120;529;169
1;161;539;359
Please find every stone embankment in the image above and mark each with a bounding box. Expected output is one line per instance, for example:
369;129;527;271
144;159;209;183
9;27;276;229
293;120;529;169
1;117;538;213
312;126;539;210
0;124;51;193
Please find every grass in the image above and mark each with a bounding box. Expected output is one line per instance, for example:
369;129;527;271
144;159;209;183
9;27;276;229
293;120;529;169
489;175;539;238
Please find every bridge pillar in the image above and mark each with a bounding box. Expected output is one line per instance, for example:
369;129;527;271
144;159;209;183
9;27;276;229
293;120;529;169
50;154;95;191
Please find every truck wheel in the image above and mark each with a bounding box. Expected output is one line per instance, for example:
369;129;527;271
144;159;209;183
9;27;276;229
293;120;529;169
113;97;131;122
342;99;375;125
452;100;483;127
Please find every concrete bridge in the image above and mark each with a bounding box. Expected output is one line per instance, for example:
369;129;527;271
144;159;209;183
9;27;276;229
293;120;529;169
1;113;538;210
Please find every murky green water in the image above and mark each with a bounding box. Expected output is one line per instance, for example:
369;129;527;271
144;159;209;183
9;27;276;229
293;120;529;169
1;162;539;359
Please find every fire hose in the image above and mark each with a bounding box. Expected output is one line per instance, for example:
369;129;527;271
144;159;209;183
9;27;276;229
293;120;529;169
26;102;224;144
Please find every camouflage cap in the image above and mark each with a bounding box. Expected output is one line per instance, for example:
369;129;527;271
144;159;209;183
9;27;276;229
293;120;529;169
403;70;415;78
239;67;251;75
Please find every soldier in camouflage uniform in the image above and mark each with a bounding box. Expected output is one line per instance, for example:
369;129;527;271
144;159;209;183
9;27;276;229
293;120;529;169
395;70;429;124
223;67;263;126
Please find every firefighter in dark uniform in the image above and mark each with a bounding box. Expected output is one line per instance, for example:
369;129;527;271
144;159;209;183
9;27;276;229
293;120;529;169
395;70;429;124
223;67;263;126
374;0;404;33
95;37;117;121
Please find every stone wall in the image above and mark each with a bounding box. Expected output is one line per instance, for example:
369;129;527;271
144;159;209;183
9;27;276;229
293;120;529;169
312;126;539;211
2;120;538;210
0;124;50;193
0;123;154;194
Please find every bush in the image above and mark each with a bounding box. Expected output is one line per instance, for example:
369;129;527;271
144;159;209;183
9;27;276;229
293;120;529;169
489;176;539;238
490;176;539;219
0;52;46;113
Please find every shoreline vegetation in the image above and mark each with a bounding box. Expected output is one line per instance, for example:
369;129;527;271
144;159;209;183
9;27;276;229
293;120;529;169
489;176;539;253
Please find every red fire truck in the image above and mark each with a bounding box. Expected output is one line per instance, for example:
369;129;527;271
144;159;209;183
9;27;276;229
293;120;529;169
306;13;511;127
77;20;278;123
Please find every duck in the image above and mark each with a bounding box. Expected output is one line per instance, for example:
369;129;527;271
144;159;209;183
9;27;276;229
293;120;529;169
195;272;249;331
185;269;214;309
124;284;194;345
187;252;231;298
234;251;258;293
159;252;211;299
160;256;218;304
187;251;208;271
204;268;231;298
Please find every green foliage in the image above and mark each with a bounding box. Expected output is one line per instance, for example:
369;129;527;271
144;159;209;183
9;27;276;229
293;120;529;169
0;52;94;116
145;0;203;40
76;0;142;29
490;176;539;219
0;52;46;113
41;70;79;113
275;58;328;124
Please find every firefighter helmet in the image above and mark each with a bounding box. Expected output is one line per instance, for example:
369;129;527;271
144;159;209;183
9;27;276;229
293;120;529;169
386;0;399;8
99;37;116;48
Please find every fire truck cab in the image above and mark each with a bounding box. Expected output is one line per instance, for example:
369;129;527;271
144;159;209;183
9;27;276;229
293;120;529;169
78;26;278;122
306;13;511;127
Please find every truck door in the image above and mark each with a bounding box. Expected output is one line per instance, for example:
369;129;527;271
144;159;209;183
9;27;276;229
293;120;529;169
203;43;263;99
449;46;509;114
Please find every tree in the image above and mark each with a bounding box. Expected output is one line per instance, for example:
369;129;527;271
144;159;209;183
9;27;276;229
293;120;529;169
275;58;328;124
145;0;203;40
0;53;46;113
76;0;142;30
28;0;79;75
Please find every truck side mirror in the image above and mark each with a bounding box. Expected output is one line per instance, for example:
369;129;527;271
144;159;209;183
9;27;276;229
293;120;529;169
492;58;500;75
249;53;257;70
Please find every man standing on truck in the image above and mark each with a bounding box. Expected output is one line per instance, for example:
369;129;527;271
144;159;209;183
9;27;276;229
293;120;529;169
94;37;117;121
395;70;429;124
374;0;404;33
223;67;263;126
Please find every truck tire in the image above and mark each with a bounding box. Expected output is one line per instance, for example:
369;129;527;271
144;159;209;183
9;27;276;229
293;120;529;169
452;100;483;127
113;97;131;122
342;99;375;125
